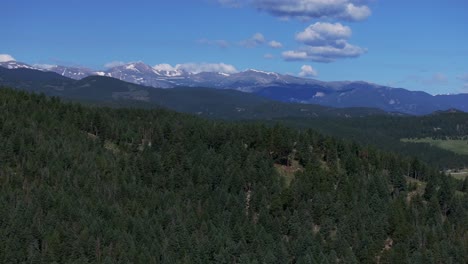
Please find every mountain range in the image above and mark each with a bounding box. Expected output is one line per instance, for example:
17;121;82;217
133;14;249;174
0;66;389;119
1;60;467;115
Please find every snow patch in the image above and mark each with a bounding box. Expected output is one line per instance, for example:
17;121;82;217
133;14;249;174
125;64;138;71
245;69;277;76
314;92;325;97
34;64;57;70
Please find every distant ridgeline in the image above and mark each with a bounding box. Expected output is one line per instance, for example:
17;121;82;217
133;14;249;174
0;87;467;263
1;67;468;171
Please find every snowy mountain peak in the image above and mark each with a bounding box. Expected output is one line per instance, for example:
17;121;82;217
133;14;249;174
0;61;39;70
115;62;153;73
153;69;186;77
46;65;94;80
0;59;319;92
244;69;278;76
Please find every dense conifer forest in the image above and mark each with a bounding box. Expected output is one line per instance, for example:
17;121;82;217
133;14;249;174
272;114;468;169
1;87;467;263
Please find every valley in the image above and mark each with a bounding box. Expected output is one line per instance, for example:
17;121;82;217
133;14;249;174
401;138;468;155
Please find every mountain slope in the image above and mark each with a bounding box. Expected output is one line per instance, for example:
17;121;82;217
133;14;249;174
1;88;466;263
0;67;390;119
2;60;467;115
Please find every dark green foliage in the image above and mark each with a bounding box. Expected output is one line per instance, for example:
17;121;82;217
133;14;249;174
0;87;467;263
272;113;468;169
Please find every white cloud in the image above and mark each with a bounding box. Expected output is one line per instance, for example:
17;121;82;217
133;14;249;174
252;0;371;21
296;22;351;47
284;42;366;62
282;50;310;61
153;63;178;72
240;33;266;48
154;63;238;74
268;40;283;48
299;65;318;77
252;33;265;43
0;54;15;62
264;53;275;59
345;3;371;21
284;22;366;62
177;63;238;74
104;61;125;68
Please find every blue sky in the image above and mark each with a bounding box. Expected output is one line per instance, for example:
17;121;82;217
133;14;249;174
2;0;468;94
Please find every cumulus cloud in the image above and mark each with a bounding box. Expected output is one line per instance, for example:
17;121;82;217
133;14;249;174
283;44;365;62
104;61;125;68
218;0;372;21
252;0;371;21
153;63;178;72
264;53;275;59
253;33;266;43
240;33;266;48
153;63;238;74
197;38;230;48
283;22;366;62
283;43;366;62
0;54;15;62
298;65;318;77
282;50;309;61
268;40;283;48
296;22;351;48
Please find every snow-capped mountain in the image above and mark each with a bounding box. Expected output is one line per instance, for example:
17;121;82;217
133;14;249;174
41;65;95;80
101;62;188;88
0;61;40;70
0;61;93;80
91;62;327;91
2;60;467;115
0;60;323;91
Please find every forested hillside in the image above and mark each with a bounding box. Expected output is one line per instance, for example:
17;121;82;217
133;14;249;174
272;113;468;169
1;87;467;263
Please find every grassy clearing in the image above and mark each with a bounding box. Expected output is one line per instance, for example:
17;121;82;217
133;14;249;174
104;141;121;154
406;177;426;202
86;132;122;155
401;137;468;155
447;169;468;180
274;160;303;187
